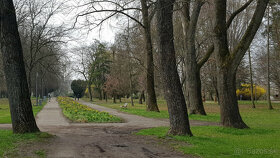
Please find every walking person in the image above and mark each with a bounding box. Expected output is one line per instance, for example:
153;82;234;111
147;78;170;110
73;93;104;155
48;93;51;102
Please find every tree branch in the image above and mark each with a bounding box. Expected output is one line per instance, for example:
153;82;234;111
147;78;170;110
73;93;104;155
231;0;269;70
226;0;254;29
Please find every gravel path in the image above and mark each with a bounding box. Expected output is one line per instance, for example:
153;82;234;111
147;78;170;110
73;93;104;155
0;98;218;157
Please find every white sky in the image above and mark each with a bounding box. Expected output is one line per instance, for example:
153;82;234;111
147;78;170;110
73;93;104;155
46;0;122;80
51;0;121;48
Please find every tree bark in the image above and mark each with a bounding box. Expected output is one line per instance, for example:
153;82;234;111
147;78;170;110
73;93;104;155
129;72;134;106
248;49;255;108
213;0;269;128
102;90;107;102
156;0;192;136
187;69;206;115
216;68;248;128
181;0;207;115
213;0;248;129
140;0;159;112
0;0;40;133
27;72;32;95
139;90;145;104
99;90;102;100
267;6;273;110
88;83;93;101
113;94;116;103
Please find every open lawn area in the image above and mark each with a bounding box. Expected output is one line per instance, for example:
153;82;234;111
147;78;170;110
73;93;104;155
0;98;47;124
85;98;280;123
86;98;280;157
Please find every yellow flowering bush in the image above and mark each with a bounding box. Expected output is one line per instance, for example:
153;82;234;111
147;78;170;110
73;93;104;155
236;84;266;100
57;97;121;123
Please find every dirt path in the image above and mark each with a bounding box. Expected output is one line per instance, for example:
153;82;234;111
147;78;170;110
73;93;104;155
0;99;218;157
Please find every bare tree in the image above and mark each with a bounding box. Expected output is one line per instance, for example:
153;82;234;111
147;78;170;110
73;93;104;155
266;5;273;109
72;46;94;101
156;0;192;136
178;0;254;115
15;0;69;94
0;0;39;133
248;48;256;108
213;0;269;128
75;0;160;112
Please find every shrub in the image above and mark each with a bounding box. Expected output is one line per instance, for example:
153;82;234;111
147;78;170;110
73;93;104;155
71;80;87;99
236;84;266;100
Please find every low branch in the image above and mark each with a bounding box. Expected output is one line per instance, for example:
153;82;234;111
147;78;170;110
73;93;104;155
231;0;269;70
196;0;254;68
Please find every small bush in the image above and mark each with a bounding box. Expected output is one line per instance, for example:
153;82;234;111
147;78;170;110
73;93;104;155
236;84;266;100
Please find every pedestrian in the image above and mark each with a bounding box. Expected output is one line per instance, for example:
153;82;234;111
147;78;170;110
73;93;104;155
48;93;51;102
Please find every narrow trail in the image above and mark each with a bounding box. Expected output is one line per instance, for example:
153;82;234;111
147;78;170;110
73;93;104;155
0;99;218;157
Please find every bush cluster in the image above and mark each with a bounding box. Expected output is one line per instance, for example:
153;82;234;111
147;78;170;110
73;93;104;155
236;84;266;100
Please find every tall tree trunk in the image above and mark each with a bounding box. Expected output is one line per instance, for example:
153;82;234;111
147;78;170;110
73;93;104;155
248;49;255;108
129;72;134;106
88;83;93;101
139;93;143;104
139;90;145;104
214;0;248;129
41;77;43;99
213;77;219;103
103;90;106;100
113;94;116;103
267;6;273;110
140;0;159;112
181;0;206;115
216;68;248;128
213;0;268;128
156;0;192;136
99;89;102;100
27;71;32;96
0;0;40;133
187;70;206;115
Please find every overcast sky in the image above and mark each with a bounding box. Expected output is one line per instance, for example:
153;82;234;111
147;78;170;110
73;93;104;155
51;0;121;49
48;0;124;80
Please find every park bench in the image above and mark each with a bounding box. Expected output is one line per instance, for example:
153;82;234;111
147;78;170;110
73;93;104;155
120;103;128;109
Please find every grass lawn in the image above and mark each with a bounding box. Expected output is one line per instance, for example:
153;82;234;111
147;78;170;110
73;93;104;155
0;130;51;157
136;107;280;157
85;97;280;157
0;98;47;124
86;97;280;123
57;97;122;123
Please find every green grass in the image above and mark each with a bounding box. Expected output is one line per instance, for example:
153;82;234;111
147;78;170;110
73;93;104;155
0;130;52;157
137;126;280;158
87;98;280;123
0;98;47;124
121;108;169;118
86;98;220;121
136;107;280;157
58;97;122;123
